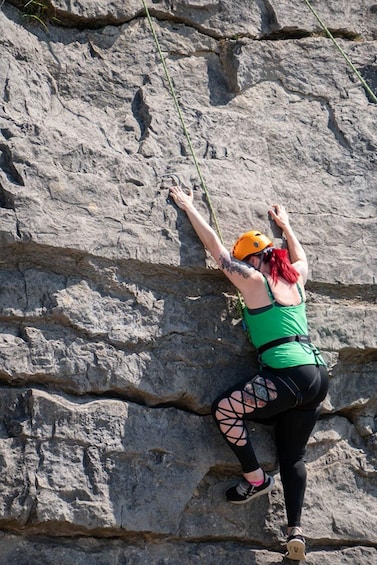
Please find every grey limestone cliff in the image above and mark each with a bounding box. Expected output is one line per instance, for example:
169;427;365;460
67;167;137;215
0;0;376;563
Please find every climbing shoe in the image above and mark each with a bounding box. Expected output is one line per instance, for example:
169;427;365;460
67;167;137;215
286;527;306;561
225;473;274;504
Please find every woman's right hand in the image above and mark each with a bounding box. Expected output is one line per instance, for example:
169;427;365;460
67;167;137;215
169;185;194;211
269;203;290;230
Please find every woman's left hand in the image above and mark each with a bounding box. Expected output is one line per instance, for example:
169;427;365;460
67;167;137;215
169;185;194;211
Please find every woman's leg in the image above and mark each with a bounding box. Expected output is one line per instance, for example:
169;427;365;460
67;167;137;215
212;371;298;472
275;405;321;527
275;365;329;528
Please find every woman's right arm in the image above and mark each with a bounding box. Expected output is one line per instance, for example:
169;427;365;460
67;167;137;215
269;204;308;283
169;185;258;289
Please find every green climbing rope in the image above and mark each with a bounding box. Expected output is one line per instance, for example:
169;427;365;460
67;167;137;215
303;0;377;103
141;0;247;318
141;0;225;243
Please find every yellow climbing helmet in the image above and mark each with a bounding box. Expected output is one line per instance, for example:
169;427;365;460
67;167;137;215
232;230;273;261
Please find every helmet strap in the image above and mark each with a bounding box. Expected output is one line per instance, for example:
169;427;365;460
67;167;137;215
256;247;274;271
256;251;265;271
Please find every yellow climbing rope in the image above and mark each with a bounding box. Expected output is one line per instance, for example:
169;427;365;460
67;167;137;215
303;0;377;103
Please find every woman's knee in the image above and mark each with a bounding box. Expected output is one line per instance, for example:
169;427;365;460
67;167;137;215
211;390;245;417
211;395;232;422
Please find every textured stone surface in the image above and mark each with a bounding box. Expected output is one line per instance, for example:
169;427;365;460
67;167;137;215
0;0;376;562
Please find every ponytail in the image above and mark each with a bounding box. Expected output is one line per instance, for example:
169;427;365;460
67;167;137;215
263;248;299;284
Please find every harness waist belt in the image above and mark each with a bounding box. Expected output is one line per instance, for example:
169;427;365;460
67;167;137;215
257;334;311;355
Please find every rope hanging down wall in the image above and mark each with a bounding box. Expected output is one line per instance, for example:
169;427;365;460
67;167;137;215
140;0;224;244
302;0;377;103
140;0;249;316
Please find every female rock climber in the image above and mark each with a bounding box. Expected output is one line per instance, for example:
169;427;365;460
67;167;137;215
168;185;329;561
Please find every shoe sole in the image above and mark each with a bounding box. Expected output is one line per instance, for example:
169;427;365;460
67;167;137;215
226;476;275;505
286;538;306;561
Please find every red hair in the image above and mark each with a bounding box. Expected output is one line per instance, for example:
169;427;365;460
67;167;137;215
263;248;299;284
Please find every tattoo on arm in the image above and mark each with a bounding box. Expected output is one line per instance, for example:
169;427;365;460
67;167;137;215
218;253;253;279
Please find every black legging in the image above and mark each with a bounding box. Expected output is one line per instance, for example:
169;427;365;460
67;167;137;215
211;364;329;527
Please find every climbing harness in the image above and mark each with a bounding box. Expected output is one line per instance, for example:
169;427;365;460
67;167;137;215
257;334;311;356
303;0;377;103
256;335;323;369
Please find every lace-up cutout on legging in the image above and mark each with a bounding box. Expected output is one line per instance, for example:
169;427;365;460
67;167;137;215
214;375;278;447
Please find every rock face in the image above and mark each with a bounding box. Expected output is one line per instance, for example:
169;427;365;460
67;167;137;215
0;0;376;563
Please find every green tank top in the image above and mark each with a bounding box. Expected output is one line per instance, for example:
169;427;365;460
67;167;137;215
243;276;325;368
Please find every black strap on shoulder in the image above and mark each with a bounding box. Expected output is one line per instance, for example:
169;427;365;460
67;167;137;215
257;334;311;355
